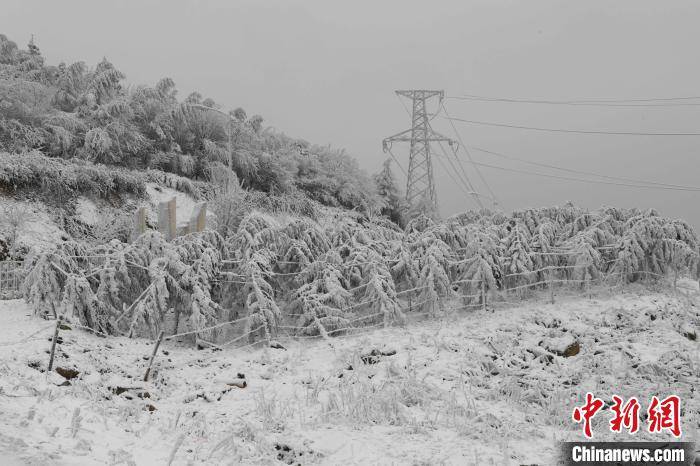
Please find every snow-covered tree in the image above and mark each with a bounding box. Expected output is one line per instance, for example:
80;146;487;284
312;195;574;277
240;250;280;343
61;274;109;332
291;258;350;336
389;240;420;292
501;220;535;289
530;220;558;281
359;252;404;326
373;159;405;226
414;239;453;316
660;238;698;287
456;228;501;308
22;241;90;318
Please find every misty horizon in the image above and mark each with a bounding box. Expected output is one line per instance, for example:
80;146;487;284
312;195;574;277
4;0;700;227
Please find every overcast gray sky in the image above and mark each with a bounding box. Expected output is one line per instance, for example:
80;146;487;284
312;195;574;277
4;0;700;225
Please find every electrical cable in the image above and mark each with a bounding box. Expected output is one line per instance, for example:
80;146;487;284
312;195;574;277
441;103;501;207
469;146;700;191
443;115;700;136
461;159;700;192
446;93;700;107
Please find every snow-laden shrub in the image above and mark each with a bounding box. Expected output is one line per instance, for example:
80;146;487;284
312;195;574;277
291;258;350;336
414;241;454;316
240;250;280;343
19;197;700;346
23;231;225;340
610;213;698;283
501;220;535;288
456;228;501;306
22;241;89;318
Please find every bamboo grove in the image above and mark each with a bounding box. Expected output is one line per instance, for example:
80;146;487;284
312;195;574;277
22;203;700;344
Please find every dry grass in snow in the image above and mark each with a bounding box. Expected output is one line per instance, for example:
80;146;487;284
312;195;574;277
0;284;698;465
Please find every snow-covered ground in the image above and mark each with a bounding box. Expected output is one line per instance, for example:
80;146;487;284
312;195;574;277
1;286;698;465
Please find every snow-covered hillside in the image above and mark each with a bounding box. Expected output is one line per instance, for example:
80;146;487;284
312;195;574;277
1;285;698;465
0;179;206;257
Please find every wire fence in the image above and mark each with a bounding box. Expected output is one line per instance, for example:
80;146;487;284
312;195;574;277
2;263;691;388
0;260;24;299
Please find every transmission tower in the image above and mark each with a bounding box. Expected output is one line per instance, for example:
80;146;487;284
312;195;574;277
382;90;456;215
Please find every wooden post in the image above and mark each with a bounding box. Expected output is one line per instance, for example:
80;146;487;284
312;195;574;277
481;278;487;312
673;269;679;292
48;316;62;372
586;277;591;299
143;331;165;382
549;271;555;304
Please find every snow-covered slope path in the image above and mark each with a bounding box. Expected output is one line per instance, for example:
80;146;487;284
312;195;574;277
0;288;698;465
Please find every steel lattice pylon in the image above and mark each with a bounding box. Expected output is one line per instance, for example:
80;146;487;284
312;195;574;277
383;90;456;216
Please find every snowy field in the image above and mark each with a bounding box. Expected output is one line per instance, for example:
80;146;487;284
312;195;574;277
1;285;699;465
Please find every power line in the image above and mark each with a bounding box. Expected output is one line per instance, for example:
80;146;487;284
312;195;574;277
432;144;483;208
441;103;500;208
397;93;483;209
429;151;501;204
447;94;700;107
438;137;484;209
433;140;484;209
443;115;700;136
463;160;700;192
469;146;700;191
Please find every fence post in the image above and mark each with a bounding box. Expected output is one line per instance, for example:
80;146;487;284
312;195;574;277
549;270;555;304
48;316;62;372
586;277;592;299
144;331;165;382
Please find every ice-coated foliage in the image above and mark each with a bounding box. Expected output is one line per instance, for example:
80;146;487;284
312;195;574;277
291;259;350;336
457;227;501;305
20;202;700;345
23;231;225;340
0;34;382;213
611;213;699;282
413;237;454;316
502;220;535;287
240;250;280;343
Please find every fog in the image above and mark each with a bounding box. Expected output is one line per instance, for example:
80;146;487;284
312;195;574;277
4;0;700;225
